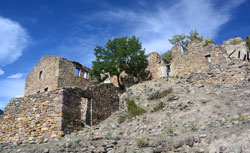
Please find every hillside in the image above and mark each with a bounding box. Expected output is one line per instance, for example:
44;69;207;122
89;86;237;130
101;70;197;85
2;77;250;153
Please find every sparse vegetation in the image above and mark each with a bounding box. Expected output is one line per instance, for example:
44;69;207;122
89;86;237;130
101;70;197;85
169;29;203;51
160;50;172;64
117;98;146;123
203;39;214;47
117;115;127;123
165;125;174;134
136;137;148;148
147;88;173;100
190;123;199;132
125;98;147;118
230;39;242;45
105;132;120;140
152;102;165;112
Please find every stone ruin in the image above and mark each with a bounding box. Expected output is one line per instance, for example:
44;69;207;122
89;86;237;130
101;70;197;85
170;37;250;85
0;56;119;144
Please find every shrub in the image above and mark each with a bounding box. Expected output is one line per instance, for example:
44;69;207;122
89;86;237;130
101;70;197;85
124;98;147;118
230;39;242;45
203;39;214;47
136;138;148;148
147;88;173;100
105;132;120;140
160;50;172;64
152;102;165;112
165;125;174;134
117;115;127;123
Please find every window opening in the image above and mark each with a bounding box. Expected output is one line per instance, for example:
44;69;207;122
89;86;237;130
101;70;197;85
84;72;88;79
39;71;42;80
238;51;241;58
205;55;211;63
75;68;80;76
44;88;48;92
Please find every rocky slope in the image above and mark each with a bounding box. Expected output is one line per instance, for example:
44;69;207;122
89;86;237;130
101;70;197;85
1;77;250;153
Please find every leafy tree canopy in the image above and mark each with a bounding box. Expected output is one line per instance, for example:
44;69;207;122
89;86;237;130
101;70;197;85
169;29;203;51
90;36;148;90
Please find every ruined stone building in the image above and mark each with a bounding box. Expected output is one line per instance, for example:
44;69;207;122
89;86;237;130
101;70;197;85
0;56;119;144
170;36;250;85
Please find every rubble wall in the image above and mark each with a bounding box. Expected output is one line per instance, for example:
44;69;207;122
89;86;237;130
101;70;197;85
58;58;94;89
88;84;119;125
170;41;227;76
146;52;167;79
0;90;64;144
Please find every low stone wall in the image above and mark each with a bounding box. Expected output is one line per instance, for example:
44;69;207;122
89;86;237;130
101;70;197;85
0;84;119;144
188;60;250;85
0;90;64;144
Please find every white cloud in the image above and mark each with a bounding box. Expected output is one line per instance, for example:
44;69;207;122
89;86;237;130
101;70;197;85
86;0;246;54
0;16;29;66
7;73;23;79
0;69;4;75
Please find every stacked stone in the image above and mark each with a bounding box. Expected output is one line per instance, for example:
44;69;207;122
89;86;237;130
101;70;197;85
87;83;119;125
0;90;64;144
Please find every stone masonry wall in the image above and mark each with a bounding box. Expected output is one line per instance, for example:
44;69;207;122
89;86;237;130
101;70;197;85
58;58;94;90
0;90;64;144
25;56;94;96
88;84;119;125
146;52;167;79
0;84;119;144
170;41;227;76
25;56;60;96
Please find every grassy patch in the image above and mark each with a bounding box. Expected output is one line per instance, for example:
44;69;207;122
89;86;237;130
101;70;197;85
165;125;174;134
105;132;120;140
203;39;214;47
117;115;127;123
147;88;173;100
136;138;148;148
125;98;147;118
190;123;199;132
152;102;165;112
118;98;147;123
230;39;242;45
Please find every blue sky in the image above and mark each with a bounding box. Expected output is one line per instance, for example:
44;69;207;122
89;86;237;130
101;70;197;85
0;0;249;110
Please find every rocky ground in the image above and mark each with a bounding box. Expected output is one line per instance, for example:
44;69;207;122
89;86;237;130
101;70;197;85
1;77;250;153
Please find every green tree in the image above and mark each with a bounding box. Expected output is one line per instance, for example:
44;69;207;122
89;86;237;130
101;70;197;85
90;36;148;90
169;29;203;51
160;50;172;64
246;36;250;51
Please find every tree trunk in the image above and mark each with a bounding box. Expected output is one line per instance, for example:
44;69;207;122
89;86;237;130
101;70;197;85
117;74;125;90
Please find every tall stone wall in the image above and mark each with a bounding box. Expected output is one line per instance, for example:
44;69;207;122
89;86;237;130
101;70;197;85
0;90;64;144
25;56;60;96
58;58;94;89
25;56;94;96
146;52;168;79
88;84;119;125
